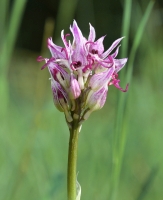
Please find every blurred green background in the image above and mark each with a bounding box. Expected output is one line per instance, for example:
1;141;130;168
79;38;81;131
0;0;163;199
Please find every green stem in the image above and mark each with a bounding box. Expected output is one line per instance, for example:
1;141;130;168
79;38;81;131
67;123;80;200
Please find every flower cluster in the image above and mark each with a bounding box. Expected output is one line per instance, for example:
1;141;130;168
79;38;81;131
37;20;128;126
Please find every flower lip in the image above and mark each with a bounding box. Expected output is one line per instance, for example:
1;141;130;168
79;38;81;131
82;55;95;73
40;57;55;70
37;56;45;62
109;73;129;92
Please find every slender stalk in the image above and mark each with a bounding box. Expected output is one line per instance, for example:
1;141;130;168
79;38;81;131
67;122;80;200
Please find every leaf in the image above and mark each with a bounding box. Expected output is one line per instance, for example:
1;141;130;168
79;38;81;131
76;180;81;200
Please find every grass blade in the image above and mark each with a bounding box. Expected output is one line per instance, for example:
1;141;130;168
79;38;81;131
136;166;158;200
110;1;154;200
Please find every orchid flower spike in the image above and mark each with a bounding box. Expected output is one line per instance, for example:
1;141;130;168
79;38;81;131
37;20;128;125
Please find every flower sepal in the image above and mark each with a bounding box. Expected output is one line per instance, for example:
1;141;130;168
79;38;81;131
84;85;108;120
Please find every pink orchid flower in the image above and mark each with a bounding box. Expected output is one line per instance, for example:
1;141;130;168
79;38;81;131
37;20;128;122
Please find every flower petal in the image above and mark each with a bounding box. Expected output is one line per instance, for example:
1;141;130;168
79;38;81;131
89;36;105;55
47;38;66;59
111;45;121;58
61;30;69;48
102;37;124;59
50;78;65;112
89;65;115;90
70;20;84;44
50;74;73;122
114;58;128;72
84;85;108;118
45;59;70;83
70;20;87;65
88;23;96;42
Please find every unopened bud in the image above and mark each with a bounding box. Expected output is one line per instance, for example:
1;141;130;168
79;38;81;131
85;85;108;112
69;74;81;99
